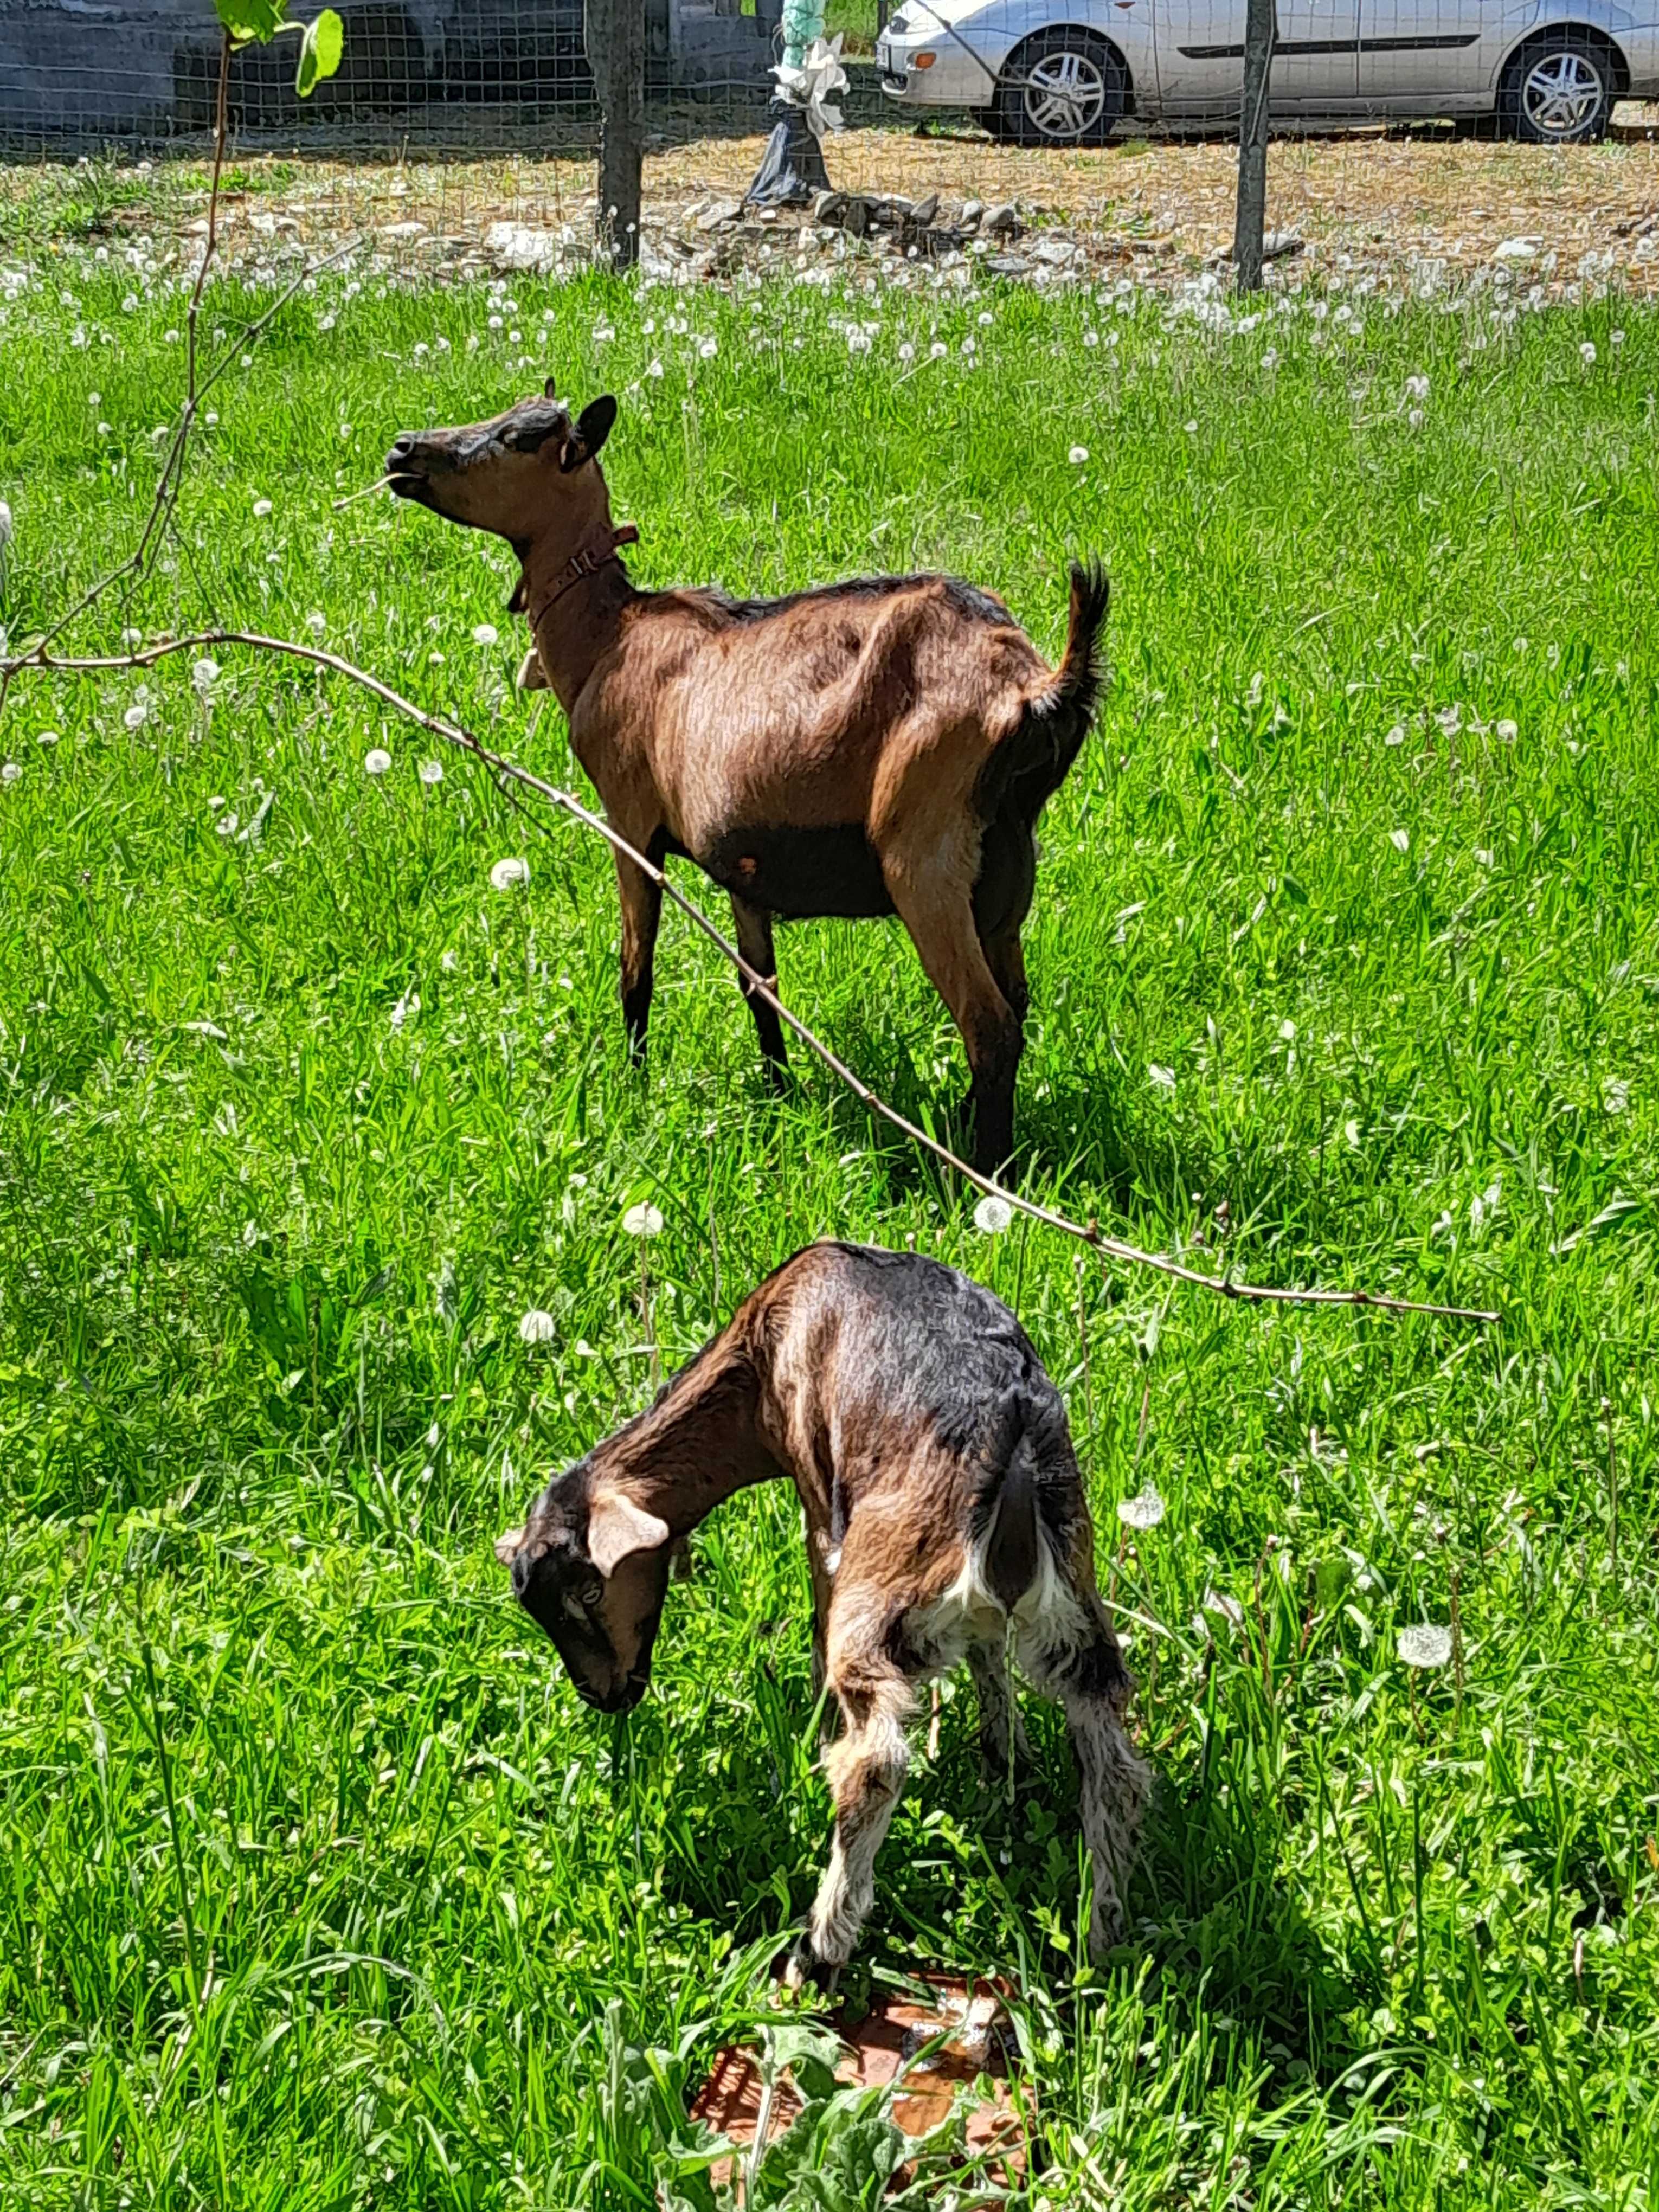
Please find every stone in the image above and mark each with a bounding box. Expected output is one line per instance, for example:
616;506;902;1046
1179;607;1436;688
1493;236;1539;262
910;192;940;227
986;254;1030;276
1030;236;1078;266
983;202;1019;236
483;222;562;273
696;198;743;232
960;198;984;230
1261;228;1304;261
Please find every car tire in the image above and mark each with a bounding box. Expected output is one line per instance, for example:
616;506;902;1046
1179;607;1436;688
1498;32;1616;143
993;27;1124;148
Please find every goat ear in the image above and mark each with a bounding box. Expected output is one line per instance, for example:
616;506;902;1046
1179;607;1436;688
559;394;618;473
586;1491;670;1578
543;375;557;400
494;1525;525;1567
516;646;550;692
505;575;527;614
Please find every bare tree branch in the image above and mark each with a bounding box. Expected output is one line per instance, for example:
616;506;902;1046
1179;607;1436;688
2;627;1499;1327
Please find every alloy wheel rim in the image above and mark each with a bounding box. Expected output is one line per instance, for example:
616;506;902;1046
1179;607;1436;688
1025;49;1107;138
1521;51;1603;134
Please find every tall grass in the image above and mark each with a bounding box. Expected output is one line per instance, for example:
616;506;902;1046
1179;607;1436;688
1;255;1655;2206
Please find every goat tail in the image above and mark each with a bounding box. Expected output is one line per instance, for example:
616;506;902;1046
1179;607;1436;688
979;558;1110;827
1044;555;1111;732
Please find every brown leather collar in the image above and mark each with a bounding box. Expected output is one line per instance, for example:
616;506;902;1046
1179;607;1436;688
525;523;639;628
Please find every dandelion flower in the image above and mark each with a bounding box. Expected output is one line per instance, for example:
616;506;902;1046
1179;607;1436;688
974;1193;1014;1234
1397;1622;1452;1669
519;1308;557;1345
472;623;499;647
490;856;530;892
123;703;149;731
252;498;273;517
1068;445;1089;464
364;748;393;776
622;1201;665;1238
1118;1484;1166;1531
418;760;443;786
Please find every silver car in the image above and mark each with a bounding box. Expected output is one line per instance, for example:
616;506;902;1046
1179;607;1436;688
876;0;1658;142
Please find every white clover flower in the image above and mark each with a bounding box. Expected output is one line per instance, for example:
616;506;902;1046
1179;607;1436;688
364;748;393;776
418;760;443;785
1;761;21;785
1068;445;1089;464
191;657;220;693
472;623;499;647
622;1201;665;1238
490;857;530;892
519;1308;557;1345
252;498;273;518
123;703;149;731
1118;1483;1166;1531
1389;828;1410;852
1397;1622;1452;1669
1148;1063;1175;1091
974;1193;1014;1234
1579;341;1596;365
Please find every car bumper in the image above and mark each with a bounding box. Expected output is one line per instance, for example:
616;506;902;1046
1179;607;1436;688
875;28;1003;106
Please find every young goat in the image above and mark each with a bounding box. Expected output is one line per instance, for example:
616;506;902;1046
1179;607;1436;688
493;1242;1147;1984
385;387;1108;1171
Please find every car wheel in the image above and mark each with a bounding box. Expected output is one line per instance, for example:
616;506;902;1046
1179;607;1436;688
1499;33;1615;143
994;28;1124;148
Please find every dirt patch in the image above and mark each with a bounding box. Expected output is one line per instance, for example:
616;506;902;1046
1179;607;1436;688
7;114;1657;294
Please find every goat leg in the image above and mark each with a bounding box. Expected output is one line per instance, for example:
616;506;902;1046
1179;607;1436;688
613;847;663;1065
787;1669;912;1984
729;893;789;1092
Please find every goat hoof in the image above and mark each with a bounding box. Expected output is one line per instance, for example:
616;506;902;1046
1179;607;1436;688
782;1935;841;1999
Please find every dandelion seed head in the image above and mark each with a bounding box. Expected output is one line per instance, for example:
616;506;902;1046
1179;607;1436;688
1579;340;1596;364
1118;1484;1166;1531
123;703;149;731
191;657;220;693
622;1201;665;1238
974;1193;1014;1234
1069;445;1089;464
490;856;530;891
252;498;273;518
472;623;499;646
305;611;326;635
1;761;22;785
1398;1622;1452;1669
418;760;443;785
364;748;393;776
519;1308;557;1345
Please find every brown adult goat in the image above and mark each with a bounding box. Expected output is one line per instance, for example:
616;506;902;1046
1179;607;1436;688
492;1241;1147;1986
385;385;1108;1171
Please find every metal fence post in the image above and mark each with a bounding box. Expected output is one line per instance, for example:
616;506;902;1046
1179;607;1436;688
588;0;645;271
1233;0;1277;293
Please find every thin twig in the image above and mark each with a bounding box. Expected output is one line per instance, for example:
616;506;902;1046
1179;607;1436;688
3;627;1499;1326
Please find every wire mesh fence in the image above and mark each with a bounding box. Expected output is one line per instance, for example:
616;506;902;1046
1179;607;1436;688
2;0;1655;300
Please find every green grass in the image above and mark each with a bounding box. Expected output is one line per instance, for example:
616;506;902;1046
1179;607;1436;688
1;250;1657;2208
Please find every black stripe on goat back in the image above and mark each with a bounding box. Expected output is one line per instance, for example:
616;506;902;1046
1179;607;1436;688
703;573;1015;629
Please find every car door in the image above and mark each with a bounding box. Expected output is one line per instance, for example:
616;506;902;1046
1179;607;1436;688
1154;0;1361;114
1356;0;1508;104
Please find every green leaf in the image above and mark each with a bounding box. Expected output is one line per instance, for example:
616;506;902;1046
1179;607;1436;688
214;0;286;40
296;7;345;95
